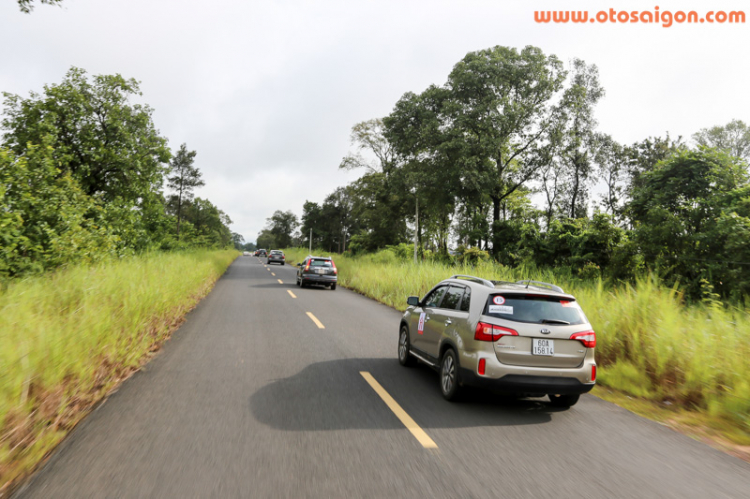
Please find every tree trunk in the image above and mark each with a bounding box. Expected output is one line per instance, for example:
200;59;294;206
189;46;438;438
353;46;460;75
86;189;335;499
176;189;183;239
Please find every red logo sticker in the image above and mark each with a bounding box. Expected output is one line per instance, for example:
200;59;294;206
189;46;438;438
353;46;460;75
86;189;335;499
417;312;426;334
492;296;506;305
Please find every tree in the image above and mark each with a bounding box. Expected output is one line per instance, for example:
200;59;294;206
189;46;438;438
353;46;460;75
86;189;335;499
256;229;276;250
232;232;245;250
340;119;397;175
553;59;604;219
167;144;204;239
2;67;171;251
2;68;170;205
693;119;750;162
341;119;410;250
444;46;566;239
624;134;686;201
17;0;62;13
300;201;323;249
264;210;298;249
0;142;114;277
595;135;627;218
629;148;750;298
178;197;233;248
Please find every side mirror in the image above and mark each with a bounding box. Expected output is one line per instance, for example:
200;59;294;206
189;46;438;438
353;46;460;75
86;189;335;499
296;262;302;267
407;296;419;307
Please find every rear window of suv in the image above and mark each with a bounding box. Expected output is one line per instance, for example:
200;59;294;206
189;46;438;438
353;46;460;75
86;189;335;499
483;294;587;325
309;259;332;267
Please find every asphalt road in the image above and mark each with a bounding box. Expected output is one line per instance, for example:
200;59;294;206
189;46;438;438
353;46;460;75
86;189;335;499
16;256;750;498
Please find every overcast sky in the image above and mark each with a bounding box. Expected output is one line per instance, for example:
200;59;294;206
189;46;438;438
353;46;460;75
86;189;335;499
1;0;748;243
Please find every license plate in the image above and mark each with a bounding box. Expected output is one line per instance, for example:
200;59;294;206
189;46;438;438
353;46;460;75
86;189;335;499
532;338;554;356
316;269;326;274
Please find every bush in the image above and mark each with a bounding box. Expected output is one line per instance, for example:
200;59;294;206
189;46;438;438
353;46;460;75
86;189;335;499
458;247;490;265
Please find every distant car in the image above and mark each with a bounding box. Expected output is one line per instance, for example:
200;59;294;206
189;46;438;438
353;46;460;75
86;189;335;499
243;251;251;256
296;256;337;290
398;275;596;406
257;249;267;257
267;250;285;265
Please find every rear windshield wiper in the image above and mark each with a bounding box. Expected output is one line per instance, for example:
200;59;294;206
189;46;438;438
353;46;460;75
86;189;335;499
540;319;570;325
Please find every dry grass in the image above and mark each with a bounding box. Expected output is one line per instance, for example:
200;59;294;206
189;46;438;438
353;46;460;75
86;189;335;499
0;250;238;495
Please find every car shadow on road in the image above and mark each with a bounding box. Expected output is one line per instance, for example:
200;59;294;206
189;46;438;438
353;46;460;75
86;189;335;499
249;282;297;289
249;358;565;432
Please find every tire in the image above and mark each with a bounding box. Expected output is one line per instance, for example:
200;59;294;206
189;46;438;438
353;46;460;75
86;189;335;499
331;283;337;290
398;325;417;367
548;393;580;408
440;349;461;401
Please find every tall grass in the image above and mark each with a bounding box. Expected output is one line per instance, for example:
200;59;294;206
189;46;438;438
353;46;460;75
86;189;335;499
0;249;238;490
285;248;750;431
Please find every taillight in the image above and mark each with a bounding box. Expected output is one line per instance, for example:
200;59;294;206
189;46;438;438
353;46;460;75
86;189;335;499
474;321;518;342
570;331;596;349
478;358;486;375
330;260;337;275
305;261;310;271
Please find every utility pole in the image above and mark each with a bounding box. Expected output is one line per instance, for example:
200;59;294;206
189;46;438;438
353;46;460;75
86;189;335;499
309;228;312;254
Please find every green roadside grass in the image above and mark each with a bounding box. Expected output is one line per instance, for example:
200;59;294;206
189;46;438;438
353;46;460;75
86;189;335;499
285;247;750;450
0;249;238;493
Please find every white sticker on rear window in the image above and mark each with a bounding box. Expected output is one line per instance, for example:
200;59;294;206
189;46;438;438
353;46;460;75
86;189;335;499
489;305;513;314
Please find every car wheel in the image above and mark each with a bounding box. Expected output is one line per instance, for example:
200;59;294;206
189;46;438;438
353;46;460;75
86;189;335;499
548;394;580;408
440;349;461;401
331;283;336;290
398;325;417;367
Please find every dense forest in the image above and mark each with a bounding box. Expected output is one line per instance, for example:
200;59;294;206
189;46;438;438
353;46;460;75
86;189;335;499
265;46;750;302
0;68;240;278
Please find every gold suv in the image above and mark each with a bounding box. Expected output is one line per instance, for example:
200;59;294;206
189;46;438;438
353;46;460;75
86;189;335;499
398;275;596;407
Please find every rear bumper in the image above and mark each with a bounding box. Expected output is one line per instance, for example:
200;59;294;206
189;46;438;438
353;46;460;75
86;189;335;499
459;369;594;395
267;258;285;264
300;274;337;284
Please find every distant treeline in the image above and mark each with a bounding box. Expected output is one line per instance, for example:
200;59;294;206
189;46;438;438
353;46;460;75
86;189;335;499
266;45;750;301
0;68;241;278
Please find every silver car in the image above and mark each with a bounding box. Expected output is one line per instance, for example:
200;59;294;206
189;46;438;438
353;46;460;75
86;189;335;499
398;275;596;407
267;250;285;265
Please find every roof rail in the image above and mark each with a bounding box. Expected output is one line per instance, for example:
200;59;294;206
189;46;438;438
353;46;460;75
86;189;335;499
449;275;495;288
515;280;564;294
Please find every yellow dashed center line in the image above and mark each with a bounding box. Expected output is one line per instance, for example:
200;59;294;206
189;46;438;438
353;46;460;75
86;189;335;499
271;272;276;276
360;372;437;449
287;290;297;299
277;279;283;284
306;312;325;329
